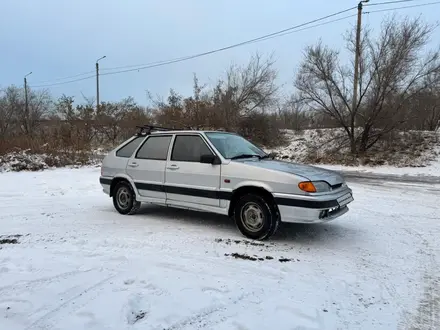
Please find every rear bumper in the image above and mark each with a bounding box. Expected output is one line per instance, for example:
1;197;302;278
99;177;111;195
273;188;354;224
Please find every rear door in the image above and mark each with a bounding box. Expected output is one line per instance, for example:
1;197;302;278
126;134;172;202
165;134;221;207
110;136;145;176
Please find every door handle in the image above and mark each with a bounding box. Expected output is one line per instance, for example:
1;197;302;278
167;164;179;170
128;162;139;168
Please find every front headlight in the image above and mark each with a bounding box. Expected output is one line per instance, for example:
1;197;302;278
312;181;331;192
298;181;331;193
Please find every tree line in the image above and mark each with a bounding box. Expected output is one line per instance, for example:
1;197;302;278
1;16;439;157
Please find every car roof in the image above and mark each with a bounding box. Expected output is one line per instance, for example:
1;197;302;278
149;130;235;135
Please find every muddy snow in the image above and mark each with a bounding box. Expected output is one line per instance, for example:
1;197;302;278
0;168;439;329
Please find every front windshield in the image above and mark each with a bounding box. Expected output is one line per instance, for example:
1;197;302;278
205;132;266;159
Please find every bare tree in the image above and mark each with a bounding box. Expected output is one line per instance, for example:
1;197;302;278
95;97;149;144
226;52;278;113
277;96;311;131
0;53;280;153
405;88;440;131
150;89;185;128
414;72;440;131
0;86;22;139
183;74;211;129
208;53;279;130
295;16;440;155
54;95;76;121
22;88;52;136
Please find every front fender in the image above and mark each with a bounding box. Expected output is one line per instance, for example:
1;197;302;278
232;180;274;193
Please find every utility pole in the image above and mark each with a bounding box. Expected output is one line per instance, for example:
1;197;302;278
24;71;32;134
352;0;369;126
96;56;106;113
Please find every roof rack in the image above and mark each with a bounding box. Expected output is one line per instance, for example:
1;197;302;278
136;125;171;136
135;124;211;136
136;124;194;136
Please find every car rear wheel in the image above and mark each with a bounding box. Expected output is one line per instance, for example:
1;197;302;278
233;193;279;240
112;181;141;215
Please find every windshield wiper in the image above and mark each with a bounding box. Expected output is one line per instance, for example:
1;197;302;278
260;153;275;160
230;154;261;160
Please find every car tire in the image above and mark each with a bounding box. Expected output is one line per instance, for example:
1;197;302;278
112;181;141;215
233;193;280;240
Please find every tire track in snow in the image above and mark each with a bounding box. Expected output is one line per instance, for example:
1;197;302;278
407;272;440;330
159;288;269;330
398;227;440;330
0;269;94;295
38;237;287;283
25;272;118;330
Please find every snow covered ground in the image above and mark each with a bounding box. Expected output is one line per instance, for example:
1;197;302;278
317;159;440;178
1;168;439;329
315;145;440;178
269;129;440;178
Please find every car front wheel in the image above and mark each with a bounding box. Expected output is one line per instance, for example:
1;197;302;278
112;181;141;215
233;193;279;240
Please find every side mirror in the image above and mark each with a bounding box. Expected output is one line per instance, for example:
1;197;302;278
200;154;221;165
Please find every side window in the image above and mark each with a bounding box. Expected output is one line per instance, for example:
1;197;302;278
136;135;172;160
116;137;144;158
171;135;213;162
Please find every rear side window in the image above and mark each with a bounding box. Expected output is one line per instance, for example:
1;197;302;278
116;137;144;158
136;135;172;160
171;135;213;162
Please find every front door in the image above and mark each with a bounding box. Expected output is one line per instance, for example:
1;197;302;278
165;134;221;207
126;135;172;202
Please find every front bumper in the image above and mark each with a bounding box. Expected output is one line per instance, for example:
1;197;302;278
273;187;354;224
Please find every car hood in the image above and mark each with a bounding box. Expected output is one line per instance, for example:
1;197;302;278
237;159;344;186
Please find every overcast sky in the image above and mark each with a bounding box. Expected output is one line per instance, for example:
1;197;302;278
1;0;439;106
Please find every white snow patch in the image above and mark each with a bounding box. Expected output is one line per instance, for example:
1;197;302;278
315;144;440;177
0;149;103;172
268;129;440;177
316;160;440;177
0;168;439;329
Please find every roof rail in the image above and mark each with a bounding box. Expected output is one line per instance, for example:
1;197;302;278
136;124;186;136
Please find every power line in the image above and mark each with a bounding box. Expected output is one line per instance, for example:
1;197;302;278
365;0;440;13
258;14;357;41
30;70;95;85
30;74;95;88
30;6;357;87
364;0;421;6
100;6;357;74
100;57;189;72
100;13;358;78
29;2;438;89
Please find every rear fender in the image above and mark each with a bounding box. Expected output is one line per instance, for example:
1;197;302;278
109;174;139;198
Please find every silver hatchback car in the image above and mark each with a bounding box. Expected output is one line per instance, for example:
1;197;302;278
100;125;354;240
